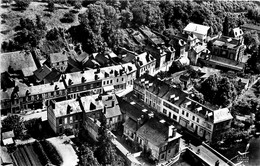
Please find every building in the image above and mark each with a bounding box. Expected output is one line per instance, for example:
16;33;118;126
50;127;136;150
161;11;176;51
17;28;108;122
33;64;52;83
183;23;210;42
133;74;188;123
101;94;122;130
241;23;260;35
60;62;136;99
0;81;66;114
47;51;69;73
179;97;233;142
199;35;246;71
47;98;84;134
118;97;182;163
47;93;121;134
2;130;15;146
0;51;37;77
133;74;233;143
232;27;244;39
135;52;156;77
136;119;181;163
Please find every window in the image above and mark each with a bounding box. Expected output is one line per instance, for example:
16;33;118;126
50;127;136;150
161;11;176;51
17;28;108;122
192;116;195;121
186;112;189;117
103;81;106;85
161;154;165;159
168;149;171;153
110;80;112;84
197;118;200;123
182;110;185;115
191;123;194;128
122;78;124;81
173;114;177;120
117;78;119;82
163;109;167;114
75;115;78;121
51;92;54;96
107;80;109;84
59;118;62;125
70;116;73;123
64;118;67;124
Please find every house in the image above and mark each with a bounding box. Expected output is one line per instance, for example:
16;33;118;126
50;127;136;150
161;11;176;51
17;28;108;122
0;50;37;77
47;98;83;134
180;97;233;142
0;81;66;114
241;23;260;35
136;119;181;162
232;27;244;39
183;23;210;42
33;64;52;82
198;35;246;72
102;94;122;130
188;44;208;65
133;74;188;122
47;51;69;73
135;52;156;77
2;130;15;146
118;97;182;163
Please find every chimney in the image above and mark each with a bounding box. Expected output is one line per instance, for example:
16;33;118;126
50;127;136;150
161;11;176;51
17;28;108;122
68;79;73;86
81;77;86;83
111;101;115;107
136;117;142;130
168;125;176;138
95;74;99;80
103;107;107;115
55;85;59;90
78;97;84;112
90;102;96;110
67;105;72;114
170;94;175;100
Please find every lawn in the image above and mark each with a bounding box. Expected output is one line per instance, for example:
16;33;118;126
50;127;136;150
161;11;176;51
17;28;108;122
48;136;79;166
1;2;82;41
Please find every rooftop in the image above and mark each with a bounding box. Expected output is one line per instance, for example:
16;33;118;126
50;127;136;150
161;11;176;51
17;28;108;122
33;65;52;82
53;98;82;117
136;52;155;67
241;23;260;32
49;51;68;63
181;98;233;124
137;118;182;147
102;94;121;118
183;23;210;35
212;36;241;49
0;51;37;76
80;94;104;113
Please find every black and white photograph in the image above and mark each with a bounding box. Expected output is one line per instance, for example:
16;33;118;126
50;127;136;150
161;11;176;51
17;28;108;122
1;0;260;166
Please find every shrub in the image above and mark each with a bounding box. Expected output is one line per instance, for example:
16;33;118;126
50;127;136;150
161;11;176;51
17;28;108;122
14;0;31;10
47;1;55;12
40;140;63;165
60;12;75;23
32;141;50;165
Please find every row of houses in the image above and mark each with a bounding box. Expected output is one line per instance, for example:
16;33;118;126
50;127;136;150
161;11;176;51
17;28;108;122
133;74;233;143
47;93;122;134
0;62;136;114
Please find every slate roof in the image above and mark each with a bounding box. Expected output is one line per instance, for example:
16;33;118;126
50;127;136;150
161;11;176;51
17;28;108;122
123;118;137;132
117;97;148;121
241;23;260;32
213;108;233;123
53;98;82;118
49;51;68;63
183;23;210;35
33;65;52;82
137;118;181;147
102;94;121;118
80;94;104;113
135;52;155;67
0;51;37;76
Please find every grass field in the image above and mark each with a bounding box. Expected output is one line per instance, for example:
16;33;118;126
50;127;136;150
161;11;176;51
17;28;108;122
0;2;84;41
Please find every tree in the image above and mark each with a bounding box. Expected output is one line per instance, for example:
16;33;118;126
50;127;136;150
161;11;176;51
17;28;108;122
222;16;229;36
2;115;25;139
120;9;133;28
47;1;55;12
94;113;116;165
78;144;100;166
14;0;31;10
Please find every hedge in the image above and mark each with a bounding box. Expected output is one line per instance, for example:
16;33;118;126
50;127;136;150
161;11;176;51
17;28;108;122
32;141;50;165
40;140;63;166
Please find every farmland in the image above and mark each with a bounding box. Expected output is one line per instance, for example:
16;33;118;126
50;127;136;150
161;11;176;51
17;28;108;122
11;140;63;166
